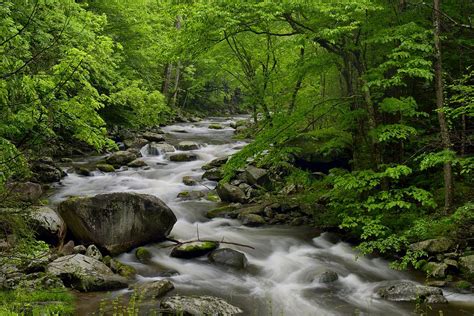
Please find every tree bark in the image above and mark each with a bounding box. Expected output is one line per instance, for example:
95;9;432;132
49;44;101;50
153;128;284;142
433;0;454;212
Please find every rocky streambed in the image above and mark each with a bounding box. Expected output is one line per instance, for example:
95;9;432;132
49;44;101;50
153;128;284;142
5;116;474;315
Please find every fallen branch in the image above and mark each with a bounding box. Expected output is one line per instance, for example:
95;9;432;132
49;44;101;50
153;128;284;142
163;237;255;250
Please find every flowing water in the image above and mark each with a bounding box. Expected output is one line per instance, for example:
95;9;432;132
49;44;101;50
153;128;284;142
49;117;474;316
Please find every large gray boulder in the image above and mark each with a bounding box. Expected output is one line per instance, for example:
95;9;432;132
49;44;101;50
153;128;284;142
376;280;447;303
47;254;127;292
208;248;248;269
106;151;138;167
6;182;42;202
169;153;198;162
161;295;242;315
58;192;176;255
29;206;65;245
216;183;246;203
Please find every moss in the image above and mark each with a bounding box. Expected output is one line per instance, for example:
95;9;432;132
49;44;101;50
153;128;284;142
205;205;238;218
111;259;137;278
208;124;223;130
454;280;471;290
135;247;152;263
177;191;190;198
180;241;218;252
205;192;221;202
96;163;115;172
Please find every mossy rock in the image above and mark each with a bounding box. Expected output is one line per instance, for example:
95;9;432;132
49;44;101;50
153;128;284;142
170;241;219;259
135;247;152;263
96;164;115;172
205;204;240;219
205;192;221;202
208;124;223;130
454;280;472;290
110;259;137;278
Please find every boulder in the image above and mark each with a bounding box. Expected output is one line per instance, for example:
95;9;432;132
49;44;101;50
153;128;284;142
216;183;246;203
318;270;339;283
238;213;265;227
123;138;148;149
73;245;87;254
169;153;198;162
128;159;147;168
106;151;138;167
74;166;92;176
177;191;206;200
59;240;75;256
47;254;127;292
205;204;241;219
376;280;447;303
244;166;270;187
141;132;165;142
208;124;223;130
208;248;248;269
135;247;153;263
109;259;136;278
161;295;242;315
58;192;176;255
202;156;228;170
147;142;176;155
29;206;65;245
85;244;103;261
459;255;474;278
183;176;197;186
202;168;224;181
132;280;174;300
176;141;200;151
6;182;42;202
96;163;115;172
170;241;219;259
31;162;64;183
423;262;448;279
409;238;454;254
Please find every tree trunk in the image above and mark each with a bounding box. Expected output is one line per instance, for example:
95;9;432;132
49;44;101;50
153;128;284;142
288;47;305;114
433;0;454;212
162;63;173;96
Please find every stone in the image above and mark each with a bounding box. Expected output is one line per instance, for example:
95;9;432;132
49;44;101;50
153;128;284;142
29;206;66;245
141;132;165;142
109;259;136;278
202;156;228;170
205;204;241;219
75;166;92;176
73;245;87;254
161;295;242;315
6;182;42;202
85;244;103;261
459;255;474;278
169;153;198;162
32;162;64;183
47;254;127;292
123;138;149;149
58;192;176;255
238;213;265;227
133;280;174;300
205;191;220;202
244;166;270;187
106;151;138;167
170;241;219;259
96;163;115;172
147;142;175;155
216;183;246;203
177;190;206;200
319;270;339;283
183;176;198;186
202;168;224;181
135;247;153;263
376;280;447;303
176;141;200;151
59;240;75;256
409;238;454;254
127;159;147;168
208;124;224;130
208;248;248;269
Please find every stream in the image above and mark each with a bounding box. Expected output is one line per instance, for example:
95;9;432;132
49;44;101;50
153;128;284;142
49;117;474;315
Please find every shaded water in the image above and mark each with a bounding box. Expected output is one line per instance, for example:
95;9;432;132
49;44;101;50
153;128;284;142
50;117;474;315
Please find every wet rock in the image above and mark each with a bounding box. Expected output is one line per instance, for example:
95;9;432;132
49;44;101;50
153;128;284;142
147;142;175;155
245;166;270;187
73;245;87;254
319;270;339;283
376;280;447;303
170;241;219;259
31;162;64;183
96;163;115;172
29;206;66;246
6;182;42;202
127;159;147;168
426;280;447;287
205;191;220;202
409;238;454;254
208;124;223;130
216;183;246;203
135;247;152;263
459;255;474;278
58;192;176;255
85;244;103;261
109;259;136;278
47;254;127;292
183;176;198;186
106;151;138;167
59;240;75;256
202;168;224;181
142;132;165;142
75;166;92;176
123;138;148;149
172;129;188;133
161;295;242;315
177;190;206;200
205;204;241;219
208;248;248;269
202;156;228;170
176;141;199;151
238;213;265;227
169;153;198;162
132;280;174;299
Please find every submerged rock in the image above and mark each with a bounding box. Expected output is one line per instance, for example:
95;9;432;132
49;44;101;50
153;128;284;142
208;124;224;130
169;153;198;162
58;192;176;255
318;270;339;283
376;280;447;303
170;241;219;259
161;295;242;315
135;247;153;263
47;254;127;292
216;183;246;203
176;141;200;151
208;248;248;269
132;280;174;299
106;151;138;167
183;176;198;186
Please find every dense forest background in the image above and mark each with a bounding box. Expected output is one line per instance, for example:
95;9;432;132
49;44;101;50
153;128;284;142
0;0;473;314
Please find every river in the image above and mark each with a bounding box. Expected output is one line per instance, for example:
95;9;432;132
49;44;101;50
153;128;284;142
49;116;474;315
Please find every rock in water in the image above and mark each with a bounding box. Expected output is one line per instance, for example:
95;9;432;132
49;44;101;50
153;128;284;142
141;131;165;142
169;153;198;162
170;241;219;259
208;124;224;130
147;142;175;155
182;176;197;186
176;141;200;151
58;192;176;255
105;151;137;167
47;254;127;292
208;248;248;269
318;270;339;283
132;280;174;299
161;295;242;315
376;280;447;303
96;163;115;172
216;183;246;203
202;156;228;170
202;168;224;181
